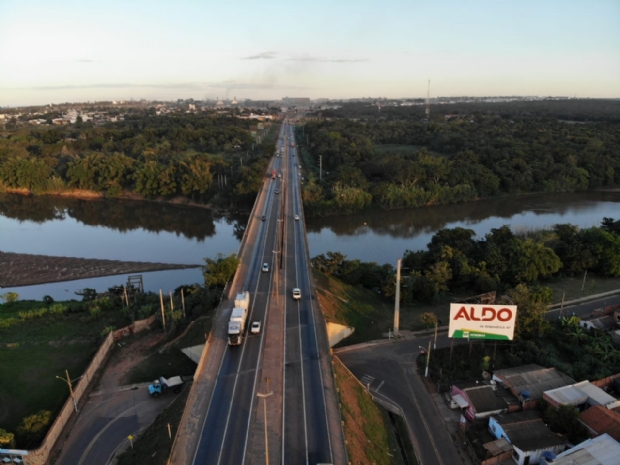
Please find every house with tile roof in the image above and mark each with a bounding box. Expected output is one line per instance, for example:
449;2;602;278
580;405;620;443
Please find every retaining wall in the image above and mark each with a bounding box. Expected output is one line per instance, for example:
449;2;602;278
22;315;156;465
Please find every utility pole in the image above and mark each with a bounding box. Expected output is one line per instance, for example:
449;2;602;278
159;289;166;331
393;259;401;336
425;79;431;121
56;370;80;413
319;155;322;181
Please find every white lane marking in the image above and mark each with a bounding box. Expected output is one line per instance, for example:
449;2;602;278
297;153;333;464
360;374;375;386
376;380;385;393
215;177;276;465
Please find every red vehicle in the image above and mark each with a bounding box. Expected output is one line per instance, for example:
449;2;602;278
271;170;276;179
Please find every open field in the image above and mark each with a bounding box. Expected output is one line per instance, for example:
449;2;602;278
545;275;620;303
0;299;130;438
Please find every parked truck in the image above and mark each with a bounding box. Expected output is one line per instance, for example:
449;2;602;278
229;292;250;345
148;376;184;397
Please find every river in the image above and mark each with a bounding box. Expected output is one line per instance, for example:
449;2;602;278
1;191;619;300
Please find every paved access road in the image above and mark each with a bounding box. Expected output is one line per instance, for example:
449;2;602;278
336;335;463;465
56;386;174;465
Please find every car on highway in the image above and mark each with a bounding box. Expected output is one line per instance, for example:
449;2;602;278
261;215;266;221
292;288;301;299
294;215;299;221
250;321;261;334
275;189;280;194
262;263;269;272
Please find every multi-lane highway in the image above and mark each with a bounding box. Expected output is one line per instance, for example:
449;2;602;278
190;121;341;464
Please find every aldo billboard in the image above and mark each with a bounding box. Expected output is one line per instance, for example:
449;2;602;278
449;304;518;340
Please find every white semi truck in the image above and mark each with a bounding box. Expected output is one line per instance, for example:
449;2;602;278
229;292;250;345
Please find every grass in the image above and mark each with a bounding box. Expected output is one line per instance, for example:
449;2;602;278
115;389;189;465
0;299;131;439
313;270;455;345
333;357;406;465
545;275;620;304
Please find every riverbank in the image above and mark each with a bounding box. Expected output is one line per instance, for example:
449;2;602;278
0;252;202;288
0;186;243;215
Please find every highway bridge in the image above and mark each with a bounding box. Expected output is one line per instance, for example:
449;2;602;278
171;121;346;465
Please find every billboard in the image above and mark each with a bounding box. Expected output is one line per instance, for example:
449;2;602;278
449;304;518;341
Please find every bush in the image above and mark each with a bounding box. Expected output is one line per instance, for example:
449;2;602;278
1;292;19;305
0;428;15;448
16;410;52;448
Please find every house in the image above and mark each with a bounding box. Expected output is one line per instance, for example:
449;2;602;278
580;405;620;442
539;433;620;465
493;364;574;410
488;411;567;465
543;380;620;410
450;381;519;422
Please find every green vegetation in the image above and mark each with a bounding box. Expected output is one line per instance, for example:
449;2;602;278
298;100;620;217
333;358;406;465
0;262;228;449
116;390;189;465
0;111;277;208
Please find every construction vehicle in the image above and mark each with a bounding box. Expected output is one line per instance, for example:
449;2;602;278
148;376;184;397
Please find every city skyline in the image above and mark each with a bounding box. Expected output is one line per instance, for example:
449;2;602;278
1;0;619;106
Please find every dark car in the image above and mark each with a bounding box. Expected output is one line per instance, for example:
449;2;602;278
261;215;266;221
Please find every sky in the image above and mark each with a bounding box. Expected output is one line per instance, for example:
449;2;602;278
0;0;618;106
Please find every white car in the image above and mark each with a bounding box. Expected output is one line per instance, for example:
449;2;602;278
275;189;280;194
262;263;269;272
250;321;261;334
292;288;301;300
294;215;299;221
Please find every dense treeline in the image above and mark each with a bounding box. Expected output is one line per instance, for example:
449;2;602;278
299;100;620;216
0;111;275;207
312;217;620;310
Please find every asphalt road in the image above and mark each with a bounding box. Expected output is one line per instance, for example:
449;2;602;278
56;386;175;465
282;125;333;464
192;127;286;465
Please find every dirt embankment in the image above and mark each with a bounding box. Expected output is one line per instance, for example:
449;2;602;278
0;251;202;288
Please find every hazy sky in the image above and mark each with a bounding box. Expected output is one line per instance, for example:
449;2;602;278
1;0;618;106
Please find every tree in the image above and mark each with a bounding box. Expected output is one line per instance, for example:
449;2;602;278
203;253;239;288
16;410;52;447
504;284;551;339
0;429;14;448
1;291;19;305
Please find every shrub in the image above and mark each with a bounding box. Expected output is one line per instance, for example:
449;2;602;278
49;303;68;315
16;410;52;448
0;428;15;448
1;292;19;305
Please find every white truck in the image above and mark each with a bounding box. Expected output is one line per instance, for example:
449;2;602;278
229;292;250;345
148;376;184;397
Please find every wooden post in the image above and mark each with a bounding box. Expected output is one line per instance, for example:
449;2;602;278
123;286;129;307
169;290;174;310
181;289;186;319
159;289;166;331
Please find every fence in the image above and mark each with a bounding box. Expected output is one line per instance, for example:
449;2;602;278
20;314;156;465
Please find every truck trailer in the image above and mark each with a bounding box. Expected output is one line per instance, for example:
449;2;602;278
228;307;248;345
